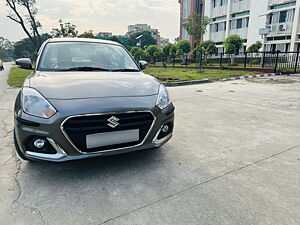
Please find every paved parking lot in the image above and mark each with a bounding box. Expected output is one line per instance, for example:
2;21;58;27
0;63;300;225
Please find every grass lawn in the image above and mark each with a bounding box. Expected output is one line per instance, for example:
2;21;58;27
144;67;258;82
7;67;32;87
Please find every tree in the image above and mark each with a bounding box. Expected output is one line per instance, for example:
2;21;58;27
163;43;176;62
247;41;262;53
0;37;14;61
162;43;174;57
5;0;42;52
176;48;184;57
170;45;177;58
224;35;243;64
130;47;144;60
146;45;159;57
224;35;243;54
176;40;191;55
182;13;211;45
13;33;51;59
51;19;78;38
125;31;156;50
146;45;159;63
78;30;94;38
109;36;122;44
198;40;217;55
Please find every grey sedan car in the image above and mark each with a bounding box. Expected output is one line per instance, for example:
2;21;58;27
14;38;174;162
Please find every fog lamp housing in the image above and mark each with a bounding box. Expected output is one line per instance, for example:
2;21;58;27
162;125;169;133
26;137;57;154
33;139;46;149
157;122;174;140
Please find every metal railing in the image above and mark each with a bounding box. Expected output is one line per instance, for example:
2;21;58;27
138;51;300;74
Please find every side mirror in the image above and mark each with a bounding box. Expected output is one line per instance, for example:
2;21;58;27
15;58;33;70
139;60;148;70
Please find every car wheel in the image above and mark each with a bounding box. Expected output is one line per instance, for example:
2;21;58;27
13;130;29;161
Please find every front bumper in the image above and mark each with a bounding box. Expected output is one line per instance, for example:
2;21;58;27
14;103;174;162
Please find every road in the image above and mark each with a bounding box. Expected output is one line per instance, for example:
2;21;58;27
0;66;299;224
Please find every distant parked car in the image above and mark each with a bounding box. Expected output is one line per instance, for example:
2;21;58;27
0;60;4;70
13;38;175;162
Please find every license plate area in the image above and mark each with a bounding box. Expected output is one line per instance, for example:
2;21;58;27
86;129;140;149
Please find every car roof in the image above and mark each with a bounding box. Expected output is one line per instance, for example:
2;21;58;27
46;38;122;46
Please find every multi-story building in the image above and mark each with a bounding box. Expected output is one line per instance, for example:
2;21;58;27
97;32;113;38
180;0;300;53
262;0;300;52
203;0;268;53
160;37;170;48
178;0;204;48
126;24;163;49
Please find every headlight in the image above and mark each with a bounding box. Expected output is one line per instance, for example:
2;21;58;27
156;84;171;110
21;87;57;118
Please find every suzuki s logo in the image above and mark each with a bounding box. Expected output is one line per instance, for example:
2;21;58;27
107;116;120;128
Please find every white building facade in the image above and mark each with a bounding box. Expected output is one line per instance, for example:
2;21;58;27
179;0;300;53
204;0;269;53
263;0;300;52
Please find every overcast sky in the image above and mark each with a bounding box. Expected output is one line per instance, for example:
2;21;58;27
0;0;180;42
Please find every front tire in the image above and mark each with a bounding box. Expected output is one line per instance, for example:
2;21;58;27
13;130;29;161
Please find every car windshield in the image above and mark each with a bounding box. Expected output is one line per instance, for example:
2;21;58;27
37;41;139;72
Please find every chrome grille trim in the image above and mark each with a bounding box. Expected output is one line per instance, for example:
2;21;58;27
60;110;156;155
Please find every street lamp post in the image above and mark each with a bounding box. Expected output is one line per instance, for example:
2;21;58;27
136;35;143;48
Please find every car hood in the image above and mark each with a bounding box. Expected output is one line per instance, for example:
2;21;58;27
25;71;161;100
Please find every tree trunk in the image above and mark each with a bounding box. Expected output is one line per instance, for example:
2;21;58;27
5;0;41;52
231;54;235;65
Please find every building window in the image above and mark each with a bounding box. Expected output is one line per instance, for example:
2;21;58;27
215;23;219;32
213;0;226;8
183;0;191;18
268;14;273;24
230;17;249;30
279;11;287;23
212;22;226;32
271;44;276;52
196;0;203;14
285;43;290;52
213;16;227;21
266;35;291;41
182;27;190;40
232;11;250;18
236;19;243;29
270;1;296;10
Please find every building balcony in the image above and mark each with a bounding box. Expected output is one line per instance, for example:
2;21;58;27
211;5;228;18
267;21;293;36
231;0;251;13
229;27;248;39
210;31;226;43
268;0;296;6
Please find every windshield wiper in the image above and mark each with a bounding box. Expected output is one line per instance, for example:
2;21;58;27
62;67;112;71
111;68;140;72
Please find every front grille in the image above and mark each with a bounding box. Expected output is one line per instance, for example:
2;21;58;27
62;112;154;153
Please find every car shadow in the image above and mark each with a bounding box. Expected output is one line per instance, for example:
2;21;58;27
22;147;167;181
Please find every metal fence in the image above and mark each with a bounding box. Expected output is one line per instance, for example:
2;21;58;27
139;51;300;74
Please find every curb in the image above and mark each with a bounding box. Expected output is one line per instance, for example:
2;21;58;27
161;73;279;87
148;65;275;73
219;73;277;82
163;79;213;87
